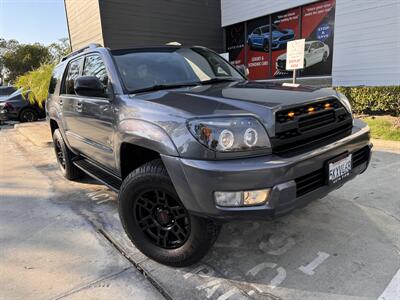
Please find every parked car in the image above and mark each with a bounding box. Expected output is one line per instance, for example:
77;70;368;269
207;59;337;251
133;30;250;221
248;24;294;51
276;40;330;71
47;44;371;267
0;89;45;123
0;86;16;101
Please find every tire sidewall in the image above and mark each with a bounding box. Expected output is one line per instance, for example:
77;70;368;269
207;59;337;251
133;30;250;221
118;168;214;266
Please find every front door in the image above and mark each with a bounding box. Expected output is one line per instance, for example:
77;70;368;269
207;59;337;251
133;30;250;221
73;54;115;170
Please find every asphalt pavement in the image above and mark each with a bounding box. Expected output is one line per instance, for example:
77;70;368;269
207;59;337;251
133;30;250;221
0;121;399;300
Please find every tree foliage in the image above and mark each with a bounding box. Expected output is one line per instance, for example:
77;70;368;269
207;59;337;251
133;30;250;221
14;63;54;108
1;42;51;82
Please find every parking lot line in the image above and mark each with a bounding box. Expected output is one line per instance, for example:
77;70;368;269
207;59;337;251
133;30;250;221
378;268;400;300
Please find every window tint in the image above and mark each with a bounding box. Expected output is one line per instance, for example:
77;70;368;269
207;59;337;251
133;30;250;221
48;66;63;94
254;28;262;35
82;55;109;87
62;57;83;95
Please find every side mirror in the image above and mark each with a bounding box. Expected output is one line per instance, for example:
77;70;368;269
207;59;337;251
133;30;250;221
236;65;249;78
74;76;105;97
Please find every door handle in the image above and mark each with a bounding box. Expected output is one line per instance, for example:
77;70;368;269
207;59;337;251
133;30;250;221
59;99;63;106
76;102;83;112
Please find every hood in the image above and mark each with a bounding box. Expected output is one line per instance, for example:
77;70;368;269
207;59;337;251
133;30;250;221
134;81;338;119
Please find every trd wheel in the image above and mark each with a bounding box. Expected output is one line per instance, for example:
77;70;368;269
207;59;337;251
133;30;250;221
19;108;38;122
118;159;220;267
52;129;83;180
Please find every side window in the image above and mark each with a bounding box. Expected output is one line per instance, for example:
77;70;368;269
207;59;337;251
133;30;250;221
82;54;109;95
61;57;83;95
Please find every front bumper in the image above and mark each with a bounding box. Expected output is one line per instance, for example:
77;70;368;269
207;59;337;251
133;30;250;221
162;120;371;220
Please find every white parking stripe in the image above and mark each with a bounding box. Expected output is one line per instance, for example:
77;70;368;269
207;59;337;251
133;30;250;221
299;252;330;275
378;268;400;300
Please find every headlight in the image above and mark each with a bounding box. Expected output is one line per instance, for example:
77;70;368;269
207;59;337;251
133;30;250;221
187;116;270;152
337;92;352;114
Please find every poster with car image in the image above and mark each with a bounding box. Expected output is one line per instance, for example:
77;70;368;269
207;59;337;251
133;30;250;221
300;0;335;76
246;16;270;80
225;23;245;67
270;7;301;78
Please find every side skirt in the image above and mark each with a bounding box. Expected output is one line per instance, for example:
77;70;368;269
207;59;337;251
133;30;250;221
73;158;122;192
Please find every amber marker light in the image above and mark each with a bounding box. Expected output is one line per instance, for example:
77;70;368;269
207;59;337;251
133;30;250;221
288;111;295;118
308;107;315;113
324;103;331;109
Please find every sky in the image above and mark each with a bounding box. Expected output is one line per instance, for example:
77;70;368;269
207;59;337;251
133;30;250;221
0;0;68;46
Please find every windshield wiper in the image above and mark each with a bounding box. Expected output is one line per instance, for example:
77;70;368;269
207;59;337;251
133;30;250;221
129;83;198;94
199;78;240;85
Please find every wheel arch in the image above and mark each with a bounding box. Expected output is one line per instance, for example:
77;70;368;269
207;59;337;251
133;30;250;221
116;119;179;179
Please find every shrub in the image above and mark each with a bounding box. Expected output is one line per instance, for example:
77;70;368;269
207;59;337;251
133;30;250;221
14;63;54;108
335;86;400;116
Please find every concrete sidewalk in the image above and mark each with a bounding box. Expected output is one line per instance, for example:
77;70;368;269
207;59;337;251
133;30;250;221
0;130;164;299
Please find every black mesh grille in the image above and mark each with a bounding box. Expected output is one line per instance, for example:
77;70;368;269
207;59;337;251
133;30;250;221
272;98;352;155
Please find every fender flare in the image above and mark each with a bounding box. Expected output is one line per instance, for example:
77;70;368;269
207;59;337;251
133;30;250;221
115;119;179;171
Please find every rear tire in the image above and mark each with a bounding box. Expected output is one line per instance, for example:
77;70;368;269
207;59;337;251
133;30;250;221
19;108;38;122
52;129;83;180
118;159;220;267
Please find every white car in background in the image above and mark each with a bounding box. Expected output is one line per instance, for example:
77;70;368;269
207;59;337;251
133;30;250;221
276;40;330;71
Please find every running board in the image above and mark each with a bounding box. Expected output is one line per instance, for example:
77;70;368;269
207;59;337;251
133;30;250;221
73;158;122;192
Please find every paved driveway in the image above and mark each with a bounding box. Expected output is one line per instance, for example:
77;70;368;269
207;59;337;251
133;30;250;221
1;121;399;300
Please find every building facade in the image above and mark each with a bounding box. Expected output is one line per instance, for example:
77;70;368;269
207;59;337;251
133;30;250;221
64;0;399;87
221;0;400;86
65;0;223;52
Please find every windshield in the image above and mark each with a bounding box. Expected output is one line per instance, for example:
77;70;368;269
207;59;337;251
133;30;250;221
112;47;244;93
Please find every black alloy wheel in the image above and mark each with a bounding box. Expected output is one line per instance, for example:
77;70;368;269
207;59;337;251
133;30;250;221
134;188;190;249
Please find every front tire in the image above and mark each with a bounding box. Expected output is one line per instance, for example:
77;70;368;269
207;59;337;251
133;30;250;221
118;159;220;267
52;129;83;180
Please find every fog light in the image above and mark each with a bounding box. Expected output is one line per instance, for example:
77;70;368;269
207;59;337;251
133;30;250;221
243;189;270;206
214;189;271;207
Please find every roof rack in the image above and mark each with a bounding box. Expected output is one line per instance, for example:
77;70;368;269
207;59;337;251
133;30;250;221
60;43;102;62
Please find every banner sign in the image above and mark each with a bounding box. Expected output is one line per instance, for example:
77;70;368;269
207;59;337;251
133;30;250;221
224;0;336;80
286;39;305;70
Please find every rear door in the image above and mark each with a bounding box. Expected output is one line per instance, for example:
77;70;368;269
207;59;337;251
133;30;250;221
73;54;115;170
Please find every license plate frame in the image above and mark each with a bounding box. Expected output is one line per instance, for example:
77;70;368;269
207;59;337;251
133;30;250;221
326;152;352;185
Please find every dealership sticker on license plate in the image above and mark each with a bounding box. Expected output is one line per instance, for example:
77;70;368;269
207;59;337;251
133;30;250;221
328;154;352;185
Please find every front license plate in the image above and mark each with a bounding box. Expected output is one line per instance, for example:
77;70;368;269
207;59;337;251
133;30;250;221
328;154;352;185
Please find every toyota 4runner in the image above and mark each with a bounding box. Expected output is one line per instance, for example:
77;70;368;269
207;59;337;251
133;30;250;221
46;44;371;267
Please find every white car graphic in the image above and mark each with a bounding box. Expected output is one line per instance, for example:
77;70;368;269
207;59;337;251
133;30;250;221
276;40;330;71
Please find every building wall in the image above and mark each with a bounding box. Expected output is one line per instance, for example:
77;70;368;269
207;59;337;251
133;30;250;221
65;0;104;50
332;0;400;86
221;0;400;86
221;0;318;27
99;0;223;51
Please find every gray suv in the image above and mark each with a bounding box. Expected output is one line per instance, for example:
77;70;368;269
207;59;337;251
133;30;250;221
46;44;371;266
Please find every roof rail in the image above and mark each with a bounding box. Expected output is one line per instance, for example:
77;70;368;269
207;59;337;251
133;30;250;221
60;43;102;62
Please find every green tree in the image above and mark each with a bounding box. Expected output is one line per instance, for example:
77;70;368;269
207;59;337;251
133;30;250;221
48;38;71;62
14;63;54;107
2;43;51;82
